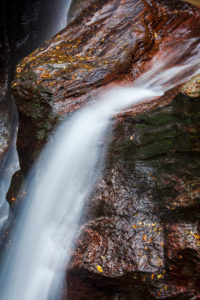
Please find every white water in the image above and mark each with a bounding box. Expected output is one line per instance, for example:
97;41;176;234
0;36;199;299
0;0;72;236
0;87;160;300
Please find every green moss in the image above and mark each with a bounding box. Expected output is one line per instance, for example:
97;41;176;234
36;129;46;141
137;110;176;127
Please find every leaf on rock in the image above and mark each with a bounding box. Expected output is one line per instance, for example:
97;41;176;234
96;265;103;272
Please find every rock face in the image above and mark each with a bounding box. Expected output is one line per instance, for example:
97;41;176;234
10;0;200;298
12;0;200;173
0;97;19;233
181;74;200;98
67;0;95;23
68;85;200;299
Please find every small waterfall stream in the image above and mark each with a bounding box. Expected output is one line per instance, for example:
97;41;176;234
0;0;72;236
0;87;160;300
0;32;199;299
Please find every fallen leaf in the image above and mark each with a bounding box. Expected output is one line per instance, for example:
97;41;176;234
143;235;147;241
96;265;103;272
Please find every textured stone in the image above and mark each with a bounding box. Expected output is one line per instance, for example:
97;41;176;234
12;0;200;172
68;91;200;299
181;74;200;98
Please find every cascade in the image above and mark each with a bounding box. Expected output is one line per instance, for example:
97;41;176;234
0;0;72;236
0;44;200;298
0;86;159;300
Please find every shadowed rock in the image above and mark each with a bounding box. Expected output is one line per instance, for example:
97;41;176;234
68;86;200;299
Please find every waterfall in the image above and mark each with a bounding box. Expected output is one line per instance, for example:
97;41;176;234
0;87;160;300
0;36;199;299
0;0;73;237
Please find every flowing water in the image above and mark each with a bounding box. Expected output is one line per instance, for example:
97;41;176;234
0;36;199;299
0;87;160;300
0;0;72;236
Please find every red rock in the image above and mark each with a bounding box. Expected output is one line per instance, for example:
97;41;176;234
10;0;200;297
12;0;200;172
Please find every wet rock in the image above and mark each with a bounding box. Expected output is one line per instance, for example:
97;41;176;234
181;74;200;97
68;90;200;299
0;112;11;164
9;0;200;296
12;0;200;172
0;98;19;234
67;0;95;23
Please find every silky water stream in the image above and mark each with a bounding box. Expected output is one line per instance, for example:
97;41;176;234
0;38;199;299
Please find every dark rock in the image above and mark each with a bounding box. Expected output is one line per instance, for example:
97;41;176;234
0;111;11;164
0;0;71;213
0;96;19;235
12;0;200;173
68;90;200;299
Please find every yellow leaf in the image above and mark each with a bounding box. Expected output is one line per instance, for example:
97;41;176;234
151;273;154;280
133;224;137;229
142;276;146;282
96;265;103;272
193;233;200;239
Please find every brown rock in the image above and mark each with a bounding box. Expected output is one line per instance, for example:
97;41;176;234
68;91;200;299
181;74;200;97
12;0;200;172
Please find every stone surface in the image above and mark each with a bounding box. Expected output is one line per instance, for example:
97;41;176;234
0;0;71;212
181;74;200;98
9;0;200;297
68;88;200;299
67;0;95;23
0;112;11;164
11;0;200;172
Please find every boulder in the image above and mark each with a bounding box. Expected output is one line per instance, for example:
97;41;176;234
10;0;200;297
11;0;200;173
68;85;200;299
181;74;200;98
